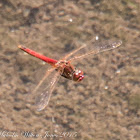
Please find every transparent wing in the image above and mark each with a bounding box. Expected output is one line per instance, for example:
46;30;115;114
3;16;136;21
64;40;122;62
62;44;86;60
31;68;61;111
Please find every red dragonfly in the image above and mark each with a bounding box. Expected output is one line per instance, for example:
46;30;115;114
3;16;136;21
18;40;122;111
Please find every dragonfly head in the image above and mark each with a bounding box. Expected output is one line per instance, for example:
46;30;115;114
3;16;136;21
73;69;84;82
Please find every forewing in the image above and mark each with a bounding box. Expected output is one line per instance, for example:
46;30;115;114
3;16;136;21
66;40;122;62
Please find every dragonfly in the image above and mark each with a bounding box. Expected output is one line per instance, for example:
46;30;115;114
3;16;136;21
18;40;122;111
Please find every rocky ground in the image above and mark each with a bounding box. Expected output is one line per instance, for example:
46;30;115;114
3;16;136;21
0;0;140;140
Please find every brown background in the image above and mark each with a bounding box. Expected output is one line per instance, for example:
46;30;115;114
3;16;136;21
0;0;140;140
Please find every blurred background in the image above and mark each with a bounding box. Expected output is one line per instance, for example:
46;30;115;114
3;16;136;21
0;0;139;139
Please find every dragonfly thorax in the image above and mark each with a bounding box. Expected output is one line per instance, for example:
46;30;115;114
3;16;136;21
55;60;84;82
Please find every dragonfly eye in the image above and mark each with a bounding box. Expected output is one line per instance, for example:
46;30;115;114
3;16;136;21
78;74;84;81
73;69;84;82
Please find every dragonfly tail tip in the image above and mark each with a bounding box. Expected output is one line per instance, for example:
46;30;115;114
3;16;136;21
18;45;21;49
18;45;26;50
